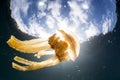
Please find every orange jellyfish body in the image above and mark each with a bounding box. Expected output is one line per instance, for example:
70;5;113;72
7;30;80;71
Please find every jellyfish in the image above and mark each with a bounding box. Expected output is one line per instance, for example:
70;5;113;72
7;30;80;71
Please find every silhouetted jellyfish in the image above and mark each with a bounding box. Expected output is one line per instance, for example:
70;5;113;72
7;30;80;71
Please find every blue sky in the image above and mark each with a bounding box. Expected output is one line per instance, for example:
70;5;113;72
10;0;117;42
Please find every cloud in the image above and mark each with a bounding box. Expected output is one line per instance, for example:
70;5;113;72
102;18;112;35
10;0;30;32
68;0;88;24
85;23;100;39
46;15;56;29
28;15;50;38
102;11;113;34
10;0;116;42
10;0;30;16
37;0;47;18
47;0;61;17
82;2;89;10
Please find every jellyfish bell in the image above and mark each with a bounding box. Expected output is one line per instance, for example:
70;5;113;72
49;30;80;61
7;29;80;71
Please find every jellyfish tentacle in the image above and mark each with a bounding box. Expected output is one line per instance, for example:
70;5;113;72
14;56;36;65
12;56;60;71
9;35;48;45
12;62;26;71
7;35;51;53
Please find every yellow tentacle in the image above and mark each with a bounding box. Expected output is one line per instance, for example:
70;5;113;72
12;56;60;71
7;35;51;53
